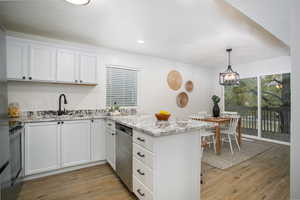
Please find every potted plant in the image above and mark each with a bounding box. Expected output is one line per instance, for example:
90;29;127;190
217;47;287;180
211;95;221;117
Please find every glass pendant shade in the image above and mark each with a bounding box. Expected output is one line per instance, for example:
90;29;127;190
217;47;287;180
219;49;240;86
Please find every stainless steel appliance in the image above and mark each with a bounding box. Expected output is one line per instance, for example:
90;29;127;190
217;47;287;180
9;123;24;192
116;123;133;192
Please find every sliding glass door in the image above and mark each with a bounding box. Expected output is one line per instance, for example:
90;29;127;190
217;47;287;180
260;73;291;142
224;73;291;143
224;77;258;137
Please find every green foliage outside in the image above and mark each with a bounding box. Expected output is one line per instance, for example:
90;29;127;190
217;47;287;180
225;73;291;110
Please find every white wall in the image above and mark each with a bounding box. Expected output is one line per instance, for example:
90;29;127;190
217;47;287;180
211;56;291;108
225;0;291;46
291;0;300;199
7;32;215;118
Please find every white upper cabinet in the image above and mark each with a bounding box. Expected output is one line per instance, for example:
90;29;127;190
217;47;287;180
79;53;98;84
61;120;91;168
30;44;56;82
6;36;98;85
57;49;77;83
6;38;29;80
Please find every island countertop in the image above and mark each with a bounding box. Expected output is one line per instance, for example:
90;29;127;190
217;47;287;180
108;115;212;137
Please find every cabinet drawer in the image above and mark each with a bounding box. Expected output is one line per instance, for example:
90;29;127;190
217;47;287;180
133;131;154;152
133;158;153;191
133;176;153;200
133;143;154;169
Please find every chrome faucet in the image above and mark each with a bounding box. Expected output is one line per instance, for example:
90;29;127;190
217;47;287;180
58;94;68;116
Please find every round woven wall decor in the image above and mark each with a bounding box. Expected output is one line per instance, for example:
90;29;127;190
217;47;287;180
185;80;194;92
167;70;183;91
176;92;189;108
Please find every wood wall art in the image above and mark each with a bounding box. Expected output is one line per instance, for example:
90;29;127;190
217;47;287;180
176;92;189;108
185;80;194;92
167;70;183;91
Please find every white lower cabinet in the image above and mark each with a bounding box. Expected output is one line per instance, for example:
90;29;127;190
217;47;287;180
132;130;202;200
61;120;91;168
24;119;106;176
133;177;153;200
91;119;106;161
25;122;60;176
105;120;116;170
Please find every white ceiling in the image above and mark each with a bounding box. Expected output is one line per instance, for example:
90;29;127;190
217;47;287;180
0;0;290;67
225;0;290;46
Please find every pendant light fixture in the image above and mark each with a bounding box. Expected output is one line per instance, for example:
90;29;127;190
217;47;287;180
219;48;240;86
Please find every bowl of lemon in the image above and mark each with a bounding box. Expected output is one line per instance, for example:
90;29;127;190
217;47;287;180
155;110;171;121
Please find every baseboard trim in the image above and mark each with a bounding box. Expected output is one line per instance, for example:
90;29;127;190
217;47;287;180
23;160;107;181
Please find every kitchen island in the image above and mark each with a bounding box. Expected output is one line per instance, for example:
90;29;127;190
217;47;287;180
109;115;210;200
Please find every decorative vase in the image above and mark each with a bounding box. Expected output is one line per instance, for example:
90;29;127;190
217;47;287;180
213;103;220;117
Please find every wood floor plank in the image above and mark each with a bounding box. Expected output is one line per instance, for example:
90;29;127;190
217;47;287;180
18;141;289;200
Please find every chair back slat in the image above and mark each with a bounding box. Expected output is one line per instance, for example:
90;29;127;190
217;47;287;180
221;111;238;118
228;115;239;134
190;111;208;120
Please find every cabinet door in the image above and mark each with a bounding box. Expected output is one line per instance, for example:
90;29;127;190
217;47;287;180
105;130;111;166
30;44;56;81
91;120;106;162
57;49;77;83
25;122;60;175
79;53;97;84
6;38;29;80
106;127;116;170
61;120;91;167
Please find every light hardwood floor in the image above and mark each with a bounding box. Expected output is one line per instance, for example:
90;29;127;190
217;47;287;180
18;142;289;200
201;142;290;200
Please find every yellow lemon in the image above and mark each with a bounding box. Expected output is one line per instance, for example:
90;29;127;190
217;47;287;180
159;110;170;115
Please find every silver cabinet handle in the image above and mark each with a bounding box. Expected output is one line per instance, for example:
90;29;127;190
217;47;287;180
137;189;145;197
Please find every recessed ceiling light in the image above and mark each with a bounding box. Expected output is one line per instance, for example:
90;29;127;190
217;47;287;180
65;0;91;5
137;40;145;44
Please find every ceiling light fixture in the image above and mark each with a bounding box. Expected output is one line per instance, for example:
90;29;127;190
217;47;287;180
137;40;145;44
65;0;91;5
219;48;240;86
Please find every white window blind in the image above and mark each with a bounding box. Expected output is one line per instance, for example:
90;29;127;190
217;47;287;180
106;66;138;107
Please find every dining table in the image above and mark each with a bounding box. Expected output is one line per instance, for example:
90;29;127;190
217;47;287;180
195;117;242;155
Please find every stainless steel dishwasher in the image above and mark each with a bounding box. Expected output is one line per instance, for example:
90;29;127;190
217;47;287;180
116;123;133;192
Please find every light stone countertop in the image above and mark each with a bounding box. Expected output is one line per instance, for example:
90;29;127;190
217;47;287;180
12;114;212;137
108;115;212;137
